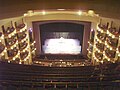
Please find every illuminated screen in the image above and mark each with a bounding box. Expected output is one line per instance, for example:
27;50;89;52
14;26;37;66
43;37;81;54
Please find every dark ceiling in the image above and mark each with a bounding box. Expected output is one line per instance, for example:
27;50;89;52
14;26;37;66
0;0;120;19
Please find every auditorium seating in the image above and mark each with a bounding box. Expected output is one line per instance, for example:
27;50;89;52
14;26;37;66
0;62;120;90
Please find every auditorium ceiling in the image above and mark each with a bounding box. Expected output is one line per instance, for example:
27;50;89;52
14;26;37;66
0;0;120;19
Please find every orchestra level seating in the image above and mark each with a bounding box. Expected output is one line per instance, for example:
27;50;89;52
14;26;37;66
0;62;120;90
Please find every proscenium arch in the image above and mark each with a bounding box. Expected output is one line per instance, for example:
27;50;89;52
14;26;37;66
25;11;99;56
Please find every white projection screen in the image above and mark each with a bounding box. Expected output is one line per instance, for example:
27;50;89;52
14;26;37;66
42;37;81;54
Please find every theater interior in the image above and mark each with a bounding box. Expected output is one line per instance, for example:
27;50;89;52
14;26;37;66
0;0;120;90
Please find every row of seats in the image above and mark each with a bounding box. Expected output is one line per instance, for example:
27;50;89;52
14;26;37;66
0;61;120;89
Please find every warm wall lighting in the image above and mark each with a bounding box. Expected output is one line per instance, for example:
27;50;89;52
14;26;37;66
78;10;82;15
42;10;46;15
24;13;28;17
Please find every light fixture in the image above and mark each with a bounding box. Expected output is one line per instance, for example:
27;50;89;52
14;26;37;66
91;29;94;32
108;58;110;61
19;62;22;64
42;10;46;15
110;47;113;50
57;9;65;11
78;10;82;15
112;35;115;38
24;13;28;17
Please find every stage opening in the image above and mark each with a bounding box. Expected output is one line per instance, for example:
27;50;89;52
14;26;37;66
40;22;84;55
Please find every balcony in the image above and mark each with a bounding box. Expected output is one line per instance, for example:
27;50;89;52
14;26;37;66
0;42;5;54
15;22;25;30
106;36;118;49
7;47;18;58
0;32;2;37
20;51;29;60
96;42;104;52
105;48;116;59
108;27;120;37
98;22;108;32
2;26;15;36
95;51;103;61
118;46;120;52
17;32;27;42
5;36;17;48
19;41;28;51
97;31;106;42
